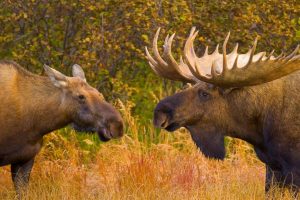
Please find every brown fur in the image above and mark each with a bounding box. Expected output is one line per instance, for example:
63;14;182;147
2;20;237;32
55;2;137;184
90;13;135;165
0;60;124;195
154;71;300;192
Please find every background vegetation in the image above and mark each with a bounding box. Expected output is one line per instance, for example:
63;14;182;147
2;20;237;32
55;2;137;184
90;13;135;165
0;0;299;122
0;0;299;199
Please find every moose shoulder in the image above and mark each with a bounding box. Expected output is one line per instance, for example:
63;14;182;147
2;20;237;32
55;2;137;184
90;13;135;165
0;60;124;195
145;28;300;191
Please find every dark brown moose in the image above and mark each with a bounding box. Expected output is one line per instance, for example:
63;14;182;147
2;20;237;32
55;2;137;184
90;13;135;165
0;61;124;195
145;27;300;192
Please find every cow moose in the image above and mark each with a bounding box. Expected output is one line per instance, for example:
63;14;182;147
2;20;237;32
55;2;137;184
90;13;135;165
145;27;300;192
0;61;124;195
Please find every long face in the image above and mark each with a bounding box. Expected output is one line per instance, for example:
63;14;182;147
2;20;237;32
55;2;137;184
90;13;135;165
65;78;123;141
154;82;229;159
44;64;124;142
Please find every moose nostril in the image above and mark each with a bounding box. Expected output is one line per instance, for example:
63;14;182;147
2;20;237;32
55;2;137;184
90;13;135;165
110;120;124;138
154;110;169;128
154;103;174;128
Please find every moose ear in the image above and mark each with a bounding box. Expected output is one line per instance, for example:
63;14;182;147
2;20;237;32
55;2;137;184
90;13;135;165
43;64;68;88
72;64;86;82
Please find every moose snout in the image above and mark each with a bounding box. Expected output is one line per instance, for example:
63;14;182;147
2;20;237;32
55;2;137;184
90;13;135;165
153;103;173;128
108;118;124;138
97;102;124;141
98;117;123;142
154;110;169;128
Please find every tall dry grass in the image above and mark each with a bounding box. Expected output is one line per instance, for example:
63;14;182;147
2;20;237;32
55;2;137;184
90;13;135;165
0;101;296;199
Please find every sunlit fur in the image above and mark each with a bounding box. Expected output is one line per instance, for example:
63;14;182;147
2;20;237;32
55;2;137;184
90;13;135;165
154;71;300;191
0;60;123;194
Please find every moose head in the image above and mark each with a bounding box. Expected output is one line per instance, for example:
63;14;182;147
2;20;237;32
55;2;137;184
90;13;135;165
43;64;124;141
145;27;300;159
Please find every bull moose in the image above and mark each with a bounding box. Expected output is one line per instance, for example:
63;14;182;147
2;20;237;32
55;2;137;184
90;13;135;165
0;61;124;195
145;27;300;191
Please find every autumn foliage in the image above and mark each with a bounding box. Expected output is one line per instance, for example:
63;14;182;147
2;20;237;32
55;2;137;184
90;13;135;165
0;0;299;120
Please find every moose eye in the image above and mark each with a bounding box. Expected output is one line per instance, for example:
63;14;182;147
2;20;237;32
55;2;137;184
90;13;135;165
78;94;85;101
198;90;211;101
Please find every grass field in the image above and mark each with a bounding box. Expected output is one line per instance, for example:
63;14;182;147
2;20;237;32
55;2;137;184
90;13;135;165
0;102;296;200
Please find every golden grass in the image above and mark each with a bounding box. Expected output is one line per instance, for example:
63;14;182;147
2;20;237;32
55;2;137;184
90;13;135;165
0;101;296;199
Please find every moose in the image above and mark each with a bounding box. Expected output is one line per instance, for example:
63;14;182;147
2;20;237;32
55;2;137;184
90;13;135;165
0;61;124;195
145;27;300;192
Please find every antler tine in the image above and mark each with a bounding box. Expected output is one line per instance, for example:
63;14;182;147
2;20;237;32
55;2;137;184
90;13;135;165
144;28;173;79
285;45;299;61
163;32;196;82
246;36;258;66
189;26;197;38
148;61;163;76
184;28;203;79
211;32;231;77
232;54;239;69
145;30;170;77
213;44;219;55
184;28;197;70
187;27;198;63
145;28;198;83
192;31;210;79
257;52;266;62
231;43;239;55
266;49;275;61
163;32;175;56
164;34;170;46
167;33;176;52
204;46;209;56
291;55;300;62
275;51;282;59
192;31;199;58
279;53;286;61
145;46;158;67
153;28;168;68
222;32;230;74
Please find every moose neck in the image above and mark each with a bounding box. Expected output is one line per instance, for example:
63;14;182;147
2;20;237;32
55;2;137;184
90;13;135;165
224;80;284;147
20;75;73;137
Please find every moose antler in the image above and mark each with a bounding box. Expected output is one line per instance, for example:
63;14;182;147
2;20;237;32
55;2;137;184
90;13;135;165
145;28;198;83
184;27;300;87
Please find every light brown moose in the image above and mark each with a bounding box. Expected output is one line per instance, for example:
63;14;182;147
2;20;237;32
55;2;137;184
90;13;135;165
146;27;300;192
0;61;124;195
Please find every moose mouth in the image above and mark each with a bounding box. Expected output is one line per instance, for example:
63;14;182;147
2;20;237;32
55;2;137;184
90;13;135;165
72;123;112;142
155;115;181;132
165;122;181;132
97;128;112;142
